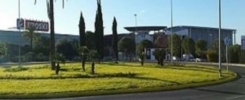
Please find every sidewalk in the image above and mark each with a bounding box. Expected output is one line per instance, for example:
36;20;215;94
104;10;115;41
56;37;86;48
182;62;245;67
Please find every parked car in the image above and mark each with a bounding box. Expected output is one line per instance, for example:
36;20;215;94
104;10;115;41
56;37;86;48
182;54;194;61
172;56;181;61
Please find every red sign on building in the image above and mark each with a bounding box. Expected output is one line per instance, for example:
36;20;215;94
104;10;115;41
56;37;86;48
16;18;49;32
25;20;49;32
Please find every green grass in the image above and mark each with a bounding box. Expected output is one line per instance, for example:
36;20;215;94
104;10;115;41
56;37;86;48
0;62;237;99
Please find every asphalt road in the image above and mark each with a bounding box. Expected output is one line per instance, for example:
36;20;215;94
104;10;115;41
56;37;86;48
50;66;245;100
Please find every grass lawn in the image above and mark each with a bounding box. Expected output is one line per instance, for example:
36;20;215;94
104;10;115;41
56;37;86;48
0;62;237;99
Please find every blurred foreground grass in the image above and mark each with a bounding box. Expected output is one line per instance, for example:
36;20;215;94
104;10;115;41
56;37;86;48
0;62;236;98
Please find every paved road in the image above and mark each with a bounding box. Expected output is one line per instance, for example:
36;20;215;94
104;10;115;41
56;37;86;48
51;66;245;100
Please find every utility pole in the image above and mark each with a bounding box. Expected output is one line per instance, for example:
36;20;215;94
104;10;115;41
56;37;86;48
170;0;173;63
18;0;21;67
134;14;137;58
218;0;222;78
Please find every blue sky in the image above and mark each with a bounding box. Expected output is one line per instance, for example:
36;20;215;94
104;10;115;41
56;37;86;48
0;0;244;44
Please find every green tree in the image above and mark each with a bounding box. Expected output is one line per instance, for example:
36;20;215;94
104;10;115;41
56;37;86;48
212;39;226;61
5;43;19;62
70;40;79;56
0;42;7;57
23;26;39;50
89;50;99;74
154;34;166;48
78;46;89;71
153;49;166;66
206;49;218;62
112;17;118;62
34;0;68;70
118;36;135;59
95;0;104;61
228;44;240;63
85;31;96;50
239;50;245;63
182;37;195;55
167;34;181;57
79;11;86;46
154;35;166;66
136;40;153;66
78;11;88;70
53;53;66;75
195;39;208;58
33;36;50;58
56;39;77;60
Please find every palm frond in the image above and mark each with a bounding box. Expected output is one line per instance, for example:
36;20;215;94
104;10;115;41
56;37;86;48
35;0;68;8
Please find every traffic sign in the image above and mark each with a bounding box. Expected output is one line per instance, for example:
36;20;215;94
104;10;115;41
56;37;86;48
224;37;231;46
242;36;245;50
16;18;24;29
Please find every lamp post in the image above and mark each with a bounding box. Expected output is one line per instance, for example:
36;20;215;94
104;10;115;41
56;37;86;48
218;0;222;77
134;14;137;58
134;14;137;34
210;33;213;47
18;0;21;67
170;0;173;63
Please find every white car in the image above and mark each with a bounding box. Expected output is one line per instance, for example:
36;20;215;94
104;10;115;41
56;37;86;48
195;58;206;62
172;56;180;61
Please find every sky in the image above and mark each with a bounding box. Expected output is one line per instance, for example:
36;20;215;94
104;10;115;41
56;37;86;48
0;0;244;44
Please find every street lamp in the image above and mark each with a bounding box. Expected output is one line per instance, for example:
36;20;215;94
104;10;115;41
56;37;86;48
170;0;173;63
18;0;22;67
218;0;222;77
210;33;213;47
134;14;137;34
134;14;137;58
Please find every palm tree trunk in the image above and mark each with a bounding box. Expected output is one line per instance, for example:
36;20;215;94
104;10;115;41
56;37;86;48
50;0;55;70
30;36;33;50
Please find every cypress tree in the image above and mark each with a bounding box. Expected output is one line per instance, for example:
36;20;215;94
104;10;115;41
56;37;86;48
95;0;104;61
79;11;87;71
79;11;86;46
112;17;118;62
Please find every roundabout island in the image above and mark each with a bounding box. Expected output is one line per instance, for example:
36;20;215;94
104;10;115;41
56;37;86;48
0;62;237;99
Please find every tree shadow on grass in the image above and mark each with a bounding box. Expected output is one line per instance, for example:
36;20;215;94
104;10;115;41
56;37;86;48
3;67;29;72
169;66;218;74
0;72;139;80
128;76;181;85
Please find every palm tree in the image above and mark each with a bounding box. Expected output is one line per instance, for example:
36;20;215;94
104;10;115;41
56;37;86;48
54;53;66;75
89;50;99;74
23;26;37;50
78;46;89;71
34;0;67;70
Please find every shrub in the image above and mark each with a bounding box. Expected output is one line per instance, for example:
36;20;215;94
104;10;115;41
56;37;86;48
206;49;218;62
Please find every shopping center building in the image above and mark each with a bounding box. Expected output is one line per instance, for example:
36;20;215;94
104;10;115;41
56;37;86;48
0;25;237;61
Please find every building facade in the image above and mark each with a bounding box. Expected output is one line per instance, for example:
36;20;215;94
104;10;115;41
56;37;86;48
164;26;236;46
0;25;237;61
0;30;79;46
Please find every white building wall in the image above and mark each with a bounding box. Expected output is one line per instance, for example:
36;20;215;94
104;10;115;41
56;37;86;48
165;29;189;36
135;31;153;44
150;49;156;61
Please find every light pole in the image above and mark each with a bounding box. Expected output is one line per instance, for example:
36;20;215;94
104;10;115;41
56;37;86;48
170;0;173;63
18;0;21;67
210;33;213;47
134;14;137;34
218;0;222;77
134;14;137;58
